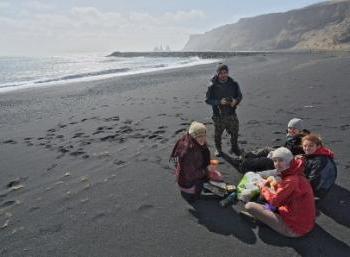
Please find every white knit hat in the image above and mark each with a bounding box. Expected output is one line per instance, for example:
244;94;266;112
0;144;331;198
271;147;293;164
188;121;206;138
288;118;304;131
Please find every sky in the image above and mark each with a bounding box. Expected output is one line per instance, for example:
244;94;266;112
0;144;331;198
0;0;325;56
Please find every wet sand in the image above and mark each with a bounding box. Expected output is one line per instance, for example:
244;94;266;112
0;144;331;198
0;53;350;257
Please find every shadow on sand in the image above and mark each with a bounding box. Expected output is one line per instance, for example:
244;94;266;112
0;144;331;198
258;224;350;257
188;197;350;257
319;184;350;228
187;198;257;244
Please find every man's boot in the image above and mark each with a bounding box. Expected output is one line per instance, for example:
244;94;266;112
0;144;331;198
229;145;242;156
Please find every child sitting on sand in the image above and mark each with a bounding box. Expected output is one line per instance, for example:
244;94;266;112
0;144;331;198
301;134;337;200
242;147;316;237
237;118;310;172
170;121;214;202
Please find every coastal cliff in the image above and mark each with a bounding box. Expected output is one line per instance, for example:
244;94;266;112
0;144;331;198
183;0;350;51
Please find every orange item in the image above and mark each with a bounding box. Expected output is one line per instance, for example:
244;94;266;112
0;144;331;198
210;159;219;166
209;169;224;182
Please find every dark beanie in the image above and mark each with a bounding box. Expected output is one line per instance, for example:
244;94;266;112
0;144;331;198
217;64;229;74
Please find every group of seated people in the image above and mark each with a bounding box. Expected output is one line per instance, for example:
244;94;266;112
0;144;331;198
170;118;337;238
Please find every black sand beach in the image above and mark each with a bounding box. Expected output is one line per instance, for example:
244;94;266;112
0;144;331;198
1;53;350;257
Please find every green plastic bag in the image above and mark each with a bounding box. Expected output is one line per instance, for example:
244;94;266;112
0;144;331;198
236;172;264;202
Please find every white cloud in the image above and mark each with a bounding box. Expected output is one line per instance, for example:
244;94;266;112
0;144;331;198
22;1;54;11
163;10;206;23
0;2;10;9
0;6;206;55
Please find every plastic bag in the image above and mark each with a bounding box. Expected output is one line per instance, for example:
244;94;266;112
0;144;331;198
236;172;264;202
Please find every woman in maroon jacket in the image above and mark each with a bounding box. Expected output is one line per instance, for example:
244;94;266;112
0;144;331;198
170;121;211;202
243;147;316;237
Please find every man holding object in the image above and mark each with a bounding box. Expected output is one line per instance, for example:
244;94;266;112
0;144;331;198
205;64;243;157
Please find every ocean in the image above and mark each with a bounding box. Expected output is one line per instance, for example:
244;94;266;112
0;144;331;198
0;54;219;93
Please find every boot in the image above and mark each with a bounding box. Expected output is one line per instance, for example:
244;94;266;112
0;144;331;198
229;145;242;156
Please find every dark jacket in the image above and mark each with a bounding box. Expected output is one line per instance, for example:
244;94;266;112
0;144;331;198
304;147;337;197
205;76;242;116
170;133;210;189
261;159;315;236
285;129;310;155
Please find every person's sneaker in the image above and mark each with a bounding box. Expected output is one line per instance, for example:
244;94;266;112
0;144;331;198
219;198;232;208
214;149;223;157
219;193;236;208
239;210;257;223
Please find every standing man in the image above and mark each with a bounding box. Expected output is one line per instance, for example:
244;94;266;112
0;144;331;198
205;64;242;157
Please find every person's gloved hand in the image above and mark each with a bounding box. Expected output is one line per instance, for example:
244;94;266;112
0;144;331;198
264;203;277;212
230;99;238;107
220;98;229;105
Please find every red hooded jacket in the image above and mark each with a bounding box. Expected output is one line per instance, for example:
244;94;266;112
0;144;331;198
261;158;316;236
312;147;334;158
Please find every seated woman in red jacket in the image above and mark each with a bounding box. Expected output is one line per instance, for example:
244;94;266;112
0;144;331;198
170;121;211;202
243;147;316;237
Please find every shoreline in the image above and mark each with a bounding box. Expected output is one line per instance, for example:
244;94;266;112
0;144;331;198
0;56;220;95
107;49;350;58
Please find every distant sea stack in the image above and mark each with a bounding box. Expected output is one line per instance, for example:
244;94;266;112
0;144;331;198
183;0;350;51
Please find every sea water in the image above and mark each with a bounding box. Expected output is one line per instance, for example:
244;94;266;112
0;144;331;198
0;54;219;93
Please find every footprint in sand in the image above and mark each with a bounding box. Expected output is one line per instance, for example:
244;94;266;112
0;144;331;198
273;131;283;134
340;124;350;131
70;150;86;157
136;204;156;217
100;135;117;141
92;212;106;222
0;200;18;208
39;224;63;235
118;125;133;134
113;160;126;166
72;132;85;138
174;128;186;135
103;116;119;122
2;139;17;144
247;120;260;125
58;147;70;154
28;206;40;212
